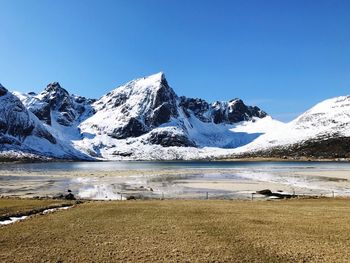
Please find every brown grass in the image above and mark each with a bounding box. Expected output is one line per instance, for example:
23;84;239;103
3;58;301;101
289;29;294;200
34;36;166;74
0;198;74;218
1;199;350;262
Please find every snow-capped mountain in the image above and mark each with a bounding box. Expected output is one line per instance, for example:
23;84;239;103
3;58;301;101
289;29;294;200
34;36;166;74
14;82;95;141
0;84;55;144
2;72;350;161
76;72;267;159
233;95;350;158
0;83;90;160
80;73;180;140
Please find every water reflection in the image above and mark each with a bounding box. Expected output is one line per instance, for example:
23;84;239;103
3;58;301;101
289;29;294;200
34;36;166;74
1;161;350;200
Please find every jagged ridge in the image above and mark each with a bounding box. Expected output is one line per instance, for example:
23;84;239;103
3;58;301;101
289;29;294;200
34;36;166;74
2;72;349;161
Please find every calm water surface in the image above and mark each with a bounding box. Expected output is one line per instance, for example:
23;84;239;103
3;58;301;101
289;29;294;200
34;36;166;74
1;161;350;172
1;161;350;200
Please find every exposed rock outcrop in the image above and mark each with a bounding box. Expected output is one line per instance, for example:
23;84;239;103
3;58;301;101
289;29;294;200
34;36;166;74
0;84;55;144
19;82;95;127
180;97;267;124
1;73;274;160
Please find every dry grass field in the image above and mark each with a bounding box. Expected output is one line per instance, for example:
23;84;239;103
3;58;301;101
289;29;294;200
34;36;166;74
0;198;74;218
1;198;350;262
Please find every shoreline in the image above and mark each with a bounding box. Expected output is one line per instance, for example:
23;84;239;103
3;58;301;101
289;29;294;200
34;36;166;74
1;156;349;164
1;165;350;200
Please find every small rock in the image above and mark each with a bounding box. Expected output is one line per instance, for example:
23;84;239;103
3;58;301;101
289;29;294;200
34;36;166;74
64;193;76;200
256;189;273;196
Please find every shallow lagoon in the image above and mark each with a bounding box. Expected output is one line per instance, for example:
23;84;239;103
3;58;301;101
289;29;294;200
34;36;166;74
1;161;350;200
2;160;350;171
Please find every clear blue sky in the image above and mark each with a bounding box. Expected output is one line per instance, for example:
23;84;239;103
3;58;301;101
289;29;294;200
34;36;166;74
1;0;350;121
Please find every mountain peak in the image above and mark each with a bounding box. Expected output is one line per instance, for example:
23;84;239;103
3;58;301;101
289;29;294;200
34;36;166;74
87;71;179;139
145;71;165;81
292;95;350;130
46;81;61;88
134;72;167;89
0;83;8;96
44;82;69;95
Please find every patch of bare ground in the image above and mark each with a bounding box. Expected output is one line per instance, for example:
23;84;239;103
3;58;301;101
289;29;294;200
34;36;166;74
1;199;350;262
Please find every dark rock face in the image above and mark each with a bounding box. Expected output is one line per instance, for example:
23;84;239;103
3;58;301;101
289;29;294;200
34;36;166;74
226;100;267;123
151;103;174;126
112;150;132;157
179;97;209;121
0;84;7;96
0;96;35;138
33;128;56;144
92;73;268;148
0;73;271;160
145;76;179;127
0;86;56;144
27;82;94;126
112;93;128;108
31;103;51;125
42;82;75;126
99;73;179;139
109;118;148;139
240;136;350;159
211;99;267;124
0;134;21;145
145;130;196;147
180;97;267;124
0;120;7;133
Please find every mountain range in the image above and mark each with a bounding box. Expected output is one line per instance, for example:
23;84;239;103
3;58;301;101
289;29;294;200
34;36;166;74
0;72;349;161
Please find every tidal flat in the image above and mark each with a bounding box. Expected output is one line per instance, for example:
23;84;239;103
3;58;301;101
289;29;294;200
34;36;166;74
0;161;350;200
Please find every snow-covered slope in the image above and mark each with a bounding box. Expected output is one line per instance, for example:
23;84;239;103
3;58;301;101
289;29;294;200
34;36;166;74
0;84;55;144
75;72;268;159
14;82;95;141
232;95;350;156
2;73;350;161
0;84;90;160
292;95;350;136
80;72;179;140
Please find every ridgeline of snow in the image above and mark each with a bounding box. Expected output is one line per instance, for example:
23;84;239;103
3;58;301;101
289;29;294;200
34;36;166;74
74;72;269;159
232;96;350;154
2;74;350;160
1;84;90;159
80;72;178;139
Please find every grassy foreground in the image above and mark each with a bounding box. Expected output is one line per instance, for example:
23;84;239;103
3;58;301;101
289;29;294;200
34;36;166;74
1;199;350;262
0;198;74;218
